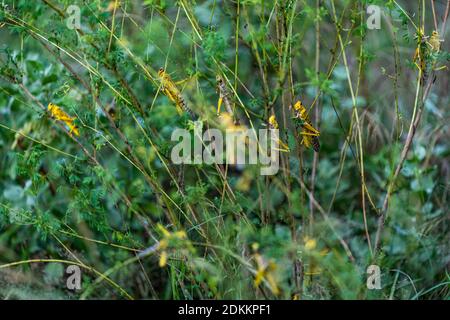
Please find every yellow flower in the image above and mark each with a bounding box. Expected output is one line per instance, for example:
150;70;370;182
236;170;253;192
156;223;172;238
159;251;168;267
173;230;187;239
106;0;121;12
303;238;329;276
253;253;280;296
155;224;189;268
219;112;246;132
265;261;280;296
158;238;169;250
219;112;249;164
304;236;317;251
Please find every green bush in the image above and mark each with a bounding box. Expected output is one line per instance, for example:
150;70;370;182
0;0;448;299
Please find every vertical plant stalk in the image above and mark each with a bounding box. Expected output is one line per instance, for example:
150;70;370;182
374;0;450;254
431;0;438;31
234;0;240;115
107;0;120;53
310;0;321;233
330;0;373;256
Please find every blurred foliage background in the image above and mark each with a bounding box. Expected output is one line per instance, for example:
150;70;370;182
0;0;449;299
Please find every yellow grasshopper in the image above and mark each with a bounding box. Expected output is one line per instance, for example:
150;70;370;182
428;30;443;53
252;243;280;296
292;100;320;152
47;103;79;136
216;74;243;128
268;115;290;152
216;75;234;116
158;67;195;119
413;29;445;76
427;30;446;72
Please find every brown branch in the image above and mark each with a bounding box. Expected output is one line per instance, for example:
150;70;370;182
431;0;438;31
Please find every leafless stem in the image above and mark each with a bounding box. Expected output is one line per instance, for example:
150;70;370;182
374;1;450;254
